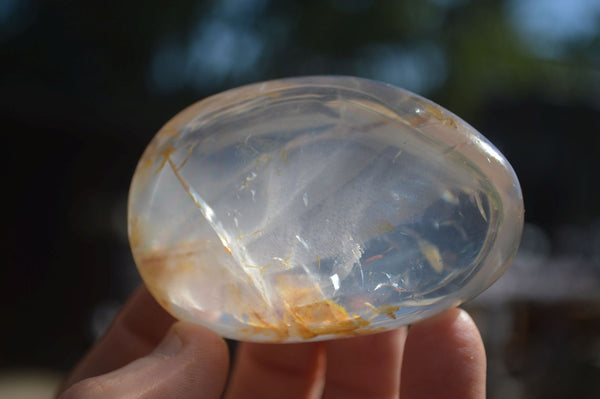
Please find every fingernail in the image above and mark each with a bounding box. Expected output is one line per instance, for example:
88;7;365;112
154;327;183;357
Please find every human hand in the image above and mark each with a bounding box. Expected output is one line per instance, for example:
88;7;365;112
58;286;486;399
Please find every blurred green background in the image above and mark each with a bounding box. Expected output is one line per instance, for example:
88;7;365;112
2;0;599;398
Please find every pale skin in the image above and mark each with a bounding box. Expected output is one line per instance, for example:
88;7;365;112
58;286;486;399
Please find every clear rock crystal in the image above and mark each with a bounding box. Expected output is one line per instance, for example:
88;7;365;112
128;76;524;342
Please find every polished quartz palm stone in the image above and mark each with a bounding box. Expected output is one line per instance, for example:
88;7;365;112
128;76;524;342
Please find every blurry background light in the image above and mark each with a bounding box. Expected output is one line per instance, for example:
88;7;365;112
508;0;600;58
353;42;447;94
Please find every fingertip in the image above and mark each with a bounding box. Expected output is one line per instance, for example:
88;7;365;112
410;307;486;360
401;308;486;399
225;341;325;399
427;308;486;365
323;328;407;399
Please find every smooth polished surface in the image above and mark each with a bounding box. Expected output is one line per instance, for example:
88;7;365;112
128;76;524;342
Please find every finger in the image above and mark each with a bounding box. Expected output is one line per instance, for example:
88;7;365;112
322;328;407;399
225;341;325;399
60;285;176;390
60;321;229;399
400;308;486;399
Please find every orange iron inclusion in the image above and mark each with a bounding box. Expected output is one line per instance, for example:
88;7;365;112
128;76;524;342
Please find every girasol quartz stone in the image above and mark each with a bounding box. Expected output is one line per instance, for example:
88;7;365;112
128;76;524;342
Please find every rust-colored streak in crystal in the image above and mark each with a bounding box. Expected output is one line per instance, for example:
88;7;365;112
239;300;377;342
155;145;178;175
365;302;400;320
238;276;379;341
128;216;144;250
364;254;384;264
134;242;213;318
176;142;197;171
167;158;204;212
422;101;458;128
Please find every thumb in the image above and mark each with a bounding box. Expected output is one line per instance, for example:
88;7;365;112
59;322;229;399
